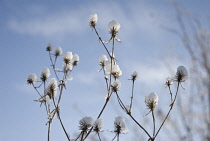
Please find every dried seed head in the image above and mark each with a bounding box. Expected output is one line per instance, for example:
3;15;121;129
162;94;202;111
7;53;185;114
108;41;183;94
145;92;158;112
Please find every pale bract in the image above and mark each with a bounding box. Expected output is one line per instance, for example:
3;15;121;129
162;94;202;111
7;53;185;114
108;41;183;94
27;73;37;84
45;95;51;105
54;47;62;56
108;20;121;32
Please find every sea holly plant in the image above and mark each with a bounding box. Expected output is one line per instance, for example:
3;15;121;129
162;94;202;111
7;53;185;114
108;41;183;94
27;13;188;141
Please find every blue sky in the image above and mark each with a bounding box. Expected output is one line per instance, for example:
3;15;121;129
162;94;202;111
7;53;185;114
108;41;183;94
1;0;210;141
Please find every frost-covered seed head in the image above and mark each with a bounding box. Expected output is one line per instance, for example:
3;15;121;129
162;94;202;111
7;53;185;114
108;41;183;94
99;55;108;66
47;78;58;98
41;68;50;82
63;52;73;64
145;92;158;111
72;54;79;66
89;14;98;28
104;61;122;78
131;71;138;81
114;116;128;134
54;47;62;56
27;73;37;84
108;20;120;37
165;77;173;86
93;119;104;133
111;80;121;92
79;117;94;131
175;66;188;82
46;44;52;51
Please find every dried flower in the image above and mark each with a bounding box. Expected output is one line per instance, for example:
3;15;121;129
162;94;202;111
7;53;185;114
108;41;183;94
46;44;52;51
145;92;158;112
93;119;104;133
47;78;58;99
104;61;122;78
72;54;79;66
109;20;120;37
114;116;128;134
27;73;37;84
89;14;98;28
175;66;188;82
99;55;108;67
79;117;94;132
131;71;138;81
165;77;173;86
111;80;121;92
41;68;50;82
63;52;73;64
54;47;62;56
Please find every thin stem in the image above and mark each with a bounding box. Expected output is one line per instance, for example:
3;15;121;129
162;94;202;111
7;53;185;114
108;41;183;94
97;133;102;141
129;80;135;111
168;85;173;103
48;51;60;81
47;121;51;141
117;134;119;141
52;98;70;141
154;82;180;139
152;110;156;137
32;83;42;97
93;27;112;58
102;67;109;91
115;92;152;139
112;134;117;141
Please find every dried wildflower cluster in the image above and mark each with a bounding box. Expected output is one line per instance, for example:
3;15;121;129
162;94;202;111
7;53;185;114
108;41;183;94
27;13;188;141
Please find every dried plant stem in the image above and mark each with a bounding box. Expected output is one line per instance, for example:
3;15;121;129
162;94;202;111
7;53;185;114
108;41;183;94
168;85;173;102
48;51;60;81
84;38;115;140
115;92;152;139
154;82;180;139
93;27;112;58
52;98;70;141
129;80;135;110
48;121;51;141
97;133;102;141
152;110;156;137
